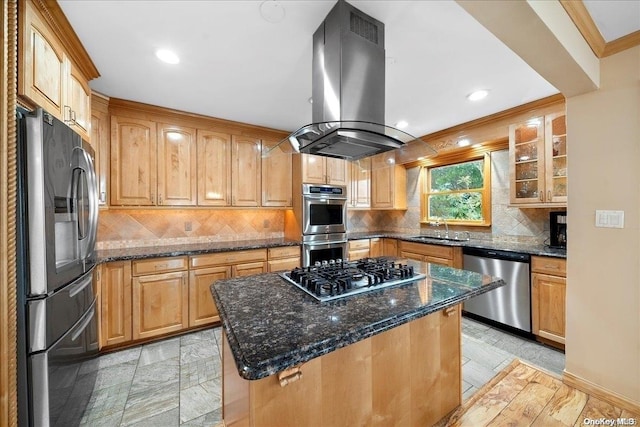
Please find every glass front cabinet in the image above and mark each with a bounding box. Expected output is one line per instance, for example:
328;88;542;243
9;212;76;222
509;112;567;206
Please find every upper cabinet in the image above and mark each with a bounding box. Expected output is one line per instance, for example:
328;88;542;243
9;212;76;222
348;157;371;209
18;0;99;142
371;153;407;210
262;139;292;207
157;123;198;206
90;94;110;206
301;154;348;186
197;130;232;206
231;136;262;207
509;112;567;207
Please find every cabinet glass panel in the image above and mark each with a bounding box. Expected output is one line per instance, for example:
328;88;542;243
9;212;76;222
514;141;538;162
552;157;567;178
553;177;567;197
515;180;538;199
552;135;566;157
515;161;538;180
514;123;540;144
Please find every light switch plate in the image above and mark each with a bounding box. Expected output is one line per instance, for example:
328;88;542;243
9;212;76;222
595;210;625;228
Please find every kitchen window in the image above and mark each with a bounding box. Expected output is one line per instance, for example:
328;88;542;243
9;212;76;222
421;153;491;226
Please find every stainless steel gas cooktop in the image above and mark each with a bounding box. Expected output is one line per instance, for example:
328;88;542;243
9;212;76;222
280;257;426;302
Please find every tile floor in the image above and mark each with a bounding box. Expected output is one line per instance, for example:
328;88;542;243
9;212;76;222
78;316;565;426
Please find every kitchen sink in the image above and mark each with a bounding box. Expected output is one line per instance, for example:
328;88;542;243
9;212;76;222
409;233;470;242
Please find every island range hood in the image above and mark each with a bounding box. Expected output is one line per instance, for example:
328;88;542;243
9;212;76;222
265;0;436;163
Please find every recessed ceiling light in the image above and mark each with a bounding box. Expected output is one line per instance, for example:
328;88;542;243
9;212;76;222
156;49;180;64
457;139;470;147
260;0;285;23
467;90;489;101
395;120;408;129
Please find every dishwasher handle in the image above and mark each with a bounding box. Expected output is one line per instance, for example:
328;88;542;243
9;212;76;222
462;246;530;263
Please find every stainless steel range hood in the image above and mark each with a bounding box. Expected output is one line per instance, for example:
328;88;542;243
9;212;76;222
264;0;437;164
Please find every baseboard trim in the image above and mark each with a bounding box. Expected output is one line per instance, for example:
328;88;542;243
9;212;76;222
563;370;640;414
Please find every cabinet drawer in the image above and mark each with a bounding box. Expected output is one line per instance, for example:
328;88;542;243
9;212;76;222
268;246;300;260
132;256;188;276
399;241;453;259
268;257;300;272
190;249;268;268
348;239;370;250
531;256;566;276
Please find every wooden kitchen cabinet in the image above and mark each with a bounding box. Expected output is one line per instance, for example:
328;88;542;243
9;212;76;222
382;238;398;257
348;158;371;208
189;266;230;327
100;261;132;348
531;256;566;346
300;154;348;185
157;123;197;206
197;129;232;206
262;139;292;207
110;115;157;206
232;136;262;206
91;93;110;206
132;257;189;340
509;112;567;207
399;241;462;268
267;246;300;272
348;239;371;261
18;0;97;142
369;238;382;257
371;153;407;210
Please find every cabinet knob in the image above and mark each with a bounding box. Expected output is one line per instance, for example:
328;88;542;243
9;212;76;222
159;194;163;205
548;190;551;201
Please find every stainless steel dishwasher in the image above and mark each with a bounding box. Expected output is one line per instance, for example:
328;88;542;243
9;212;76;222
462;247;532;333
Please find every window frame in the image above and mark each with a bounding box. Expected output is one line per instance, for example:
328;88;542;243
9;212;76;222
420;152;492;227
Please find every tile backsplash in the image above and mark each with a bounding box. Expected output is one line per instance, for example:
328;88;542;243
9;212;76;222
97;209;284;249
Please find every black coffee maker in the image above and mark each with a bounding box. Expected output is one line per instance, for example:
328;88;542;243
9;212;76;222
550;211;567;248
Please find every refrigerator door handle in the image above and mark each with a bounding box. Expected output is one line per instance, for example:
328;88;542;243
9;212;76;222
70;304;95;342
68;272;93;298
73;147;98;269
28;299;47;353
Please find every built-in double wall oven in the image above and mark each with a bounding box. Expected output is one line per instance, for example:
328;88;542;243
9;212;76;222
301;184;348;267
17;108;100;426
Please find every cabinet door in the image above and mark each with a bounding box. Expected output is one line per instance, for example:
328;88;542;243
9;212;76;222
189;266;231;327
262;139;292;207
424;256;453;267
326;157;348;186
509;117;546;204
232;136;261;206
371;154;406;209
66;60;91;141
349;158;371;208
19;2;66;119
369;238;382;257
91;94;110;206
545;113;567;204
157;123;197;206
301;154;326;184
197;129;231;206
233;262;267;277
349;249;370;261
400;251;425;262
532;273;566;344
132;271;188;340
100;261;132;348
382;238;398;257
110;116;157;206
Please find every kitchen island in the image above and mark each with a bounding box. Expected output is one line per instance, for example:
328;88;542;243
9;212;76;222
211;258;505;427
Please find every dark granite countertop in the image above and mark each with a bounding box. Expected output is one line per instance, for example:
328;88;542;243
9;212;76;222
348;232;567;259
211;259;506;380
96;238;300;263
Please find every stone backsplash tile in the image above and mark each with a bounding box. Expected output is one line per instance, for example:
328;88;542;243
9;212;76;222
97;209;285;249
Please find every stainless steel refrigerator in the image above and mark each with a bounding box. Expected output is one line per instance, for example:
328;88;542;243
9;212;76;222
17;107;100;426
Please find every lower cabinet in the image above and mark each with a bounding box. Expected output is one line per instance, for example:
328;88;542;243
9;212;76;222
267;246;300;272
382;238;398;257
348;239;371;261
399;241;462;268
100;261;132;348
531;256;566;346
188;266;231;327
131;257;189;340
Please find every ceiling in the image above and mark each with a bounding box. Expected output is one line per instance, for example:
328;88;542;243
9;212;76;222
58;1;640;140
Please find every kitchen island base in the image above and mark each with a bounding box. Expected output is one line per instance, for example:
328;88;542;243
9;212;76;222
222;305;462;427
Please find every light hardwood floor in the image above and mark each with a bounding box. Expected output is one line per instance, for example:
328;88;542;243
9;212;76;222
446;359;640;427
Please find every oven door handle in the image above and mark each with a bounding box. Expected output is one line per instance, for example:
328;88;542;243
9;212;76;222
303;195;348;201
306;240;347;247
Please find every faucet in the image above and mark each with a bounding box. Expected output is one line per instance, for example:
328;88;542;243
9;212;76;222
439;217;449;238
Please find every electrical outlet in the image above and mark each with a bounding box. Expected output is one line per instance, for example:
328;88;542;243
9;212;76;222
595;210;624;228
185;221;192;232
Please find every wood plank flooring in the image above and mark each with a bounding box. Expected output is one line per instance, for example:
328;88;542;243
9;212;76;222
446;360;640;427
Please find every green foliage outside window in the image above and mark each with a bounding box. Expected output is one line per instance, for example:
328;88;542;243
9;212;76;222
427;159;486;222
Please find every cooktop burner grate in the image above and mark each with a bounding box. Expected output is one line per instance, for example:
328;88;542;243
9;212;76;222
280;257;426;302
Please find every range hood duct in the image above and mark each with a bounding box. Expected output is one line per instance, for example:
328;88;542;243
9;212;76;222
265;0;437;163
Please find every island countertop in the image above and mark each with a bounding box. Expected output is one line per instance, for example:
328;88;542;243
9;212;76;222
211;259;506;380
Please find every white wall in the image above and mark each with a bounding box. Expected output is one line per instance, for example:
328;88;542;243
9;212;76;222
565;46;640;404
